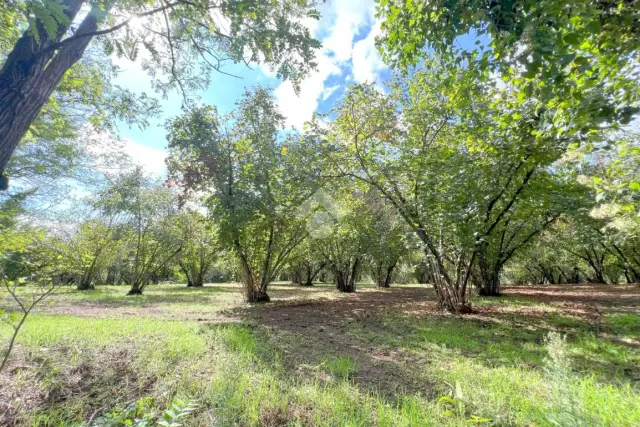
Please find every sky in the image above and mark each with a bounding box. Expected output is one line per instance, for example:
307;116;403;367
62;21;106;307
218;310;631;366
111;0;390;179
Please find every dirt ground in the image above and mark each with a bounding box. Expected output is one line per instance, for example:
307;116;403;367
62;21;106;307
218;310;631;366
2;282;639;420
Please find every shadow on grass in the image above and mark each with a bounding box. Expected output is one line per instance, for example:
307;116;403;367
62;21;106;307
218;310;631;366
219;285;640;400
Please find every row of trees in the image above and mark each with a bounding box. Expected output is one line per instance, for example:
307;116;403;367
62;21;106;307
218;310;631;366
3;79;638;312
1;159;416;298
2;0;639;315
162;78;639;312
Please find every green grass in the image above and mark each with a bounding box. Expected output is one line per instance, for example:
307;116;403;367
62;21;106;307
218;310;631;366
604;313;640;339
1;284;639;426
320;355;358;380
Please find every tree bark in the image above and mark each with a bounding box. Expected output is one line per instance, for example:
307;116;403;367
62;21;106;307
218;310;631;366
291;266;303;285
0;0;101;176
76;280;94;291
191;272;204;287
376;262;396;288
478;265;501;296
127;284;144;295
246;286;270;302
336;272;356;293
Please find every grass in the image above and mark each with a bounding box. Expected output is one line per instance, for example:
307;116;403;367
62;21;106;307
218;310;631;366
1;282;639;426
320;355;358;380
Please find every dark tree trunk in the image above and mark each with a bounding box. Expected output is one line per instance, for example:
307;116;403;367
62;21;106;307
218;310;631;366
0;0;100;176
478;267;501;296
291;266;303;285
336;272;356;293
415;262;429;284
476;245;502;296
77;260;98;290
376;262;396;288
301;262;325;286
246;286;270;302
190;273;204;287
106;267;115;285
76;280;94;291
335;257;359;293
127;284;144;295
239;259;270;303
185;268;204;287
302;264;313;286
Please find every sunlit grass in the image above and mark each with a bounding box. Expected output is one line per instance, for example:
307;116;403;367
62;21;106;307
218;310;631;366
1;284;639;426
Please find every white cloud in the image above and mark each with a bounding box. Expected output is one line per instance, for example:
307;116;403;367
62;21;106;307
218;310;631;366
271;0;387;129
84;128;168;179
352;22;385;85
322;1;376;63
274;52;340;128
122;138;168;178
321;84;340;101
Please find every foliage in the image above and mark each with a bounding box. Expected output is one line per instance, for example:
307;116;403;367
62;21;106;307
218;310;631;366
100;167;183;295
167;88;317;301
360;190;413;287
316;57;589;308
0;228;69;372
377;0;640;138
175;211;220;287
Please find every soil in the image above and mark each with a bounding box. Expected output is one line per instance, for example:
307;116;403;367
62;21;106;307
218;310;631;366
242;287;439;398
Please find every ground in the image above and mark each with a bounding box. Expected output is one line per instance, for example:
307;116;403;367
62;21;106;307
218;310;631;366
1;282;639;426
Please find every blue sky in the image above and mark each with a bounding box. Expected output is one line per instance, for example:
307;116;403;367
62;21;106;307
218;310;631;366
110;0;389;178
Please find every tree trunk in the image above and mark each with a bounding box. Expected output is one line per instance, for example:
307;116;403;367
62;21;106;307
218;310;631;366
336;271;356;293
238;256;270;303
302;264;313;286
77;259;98;290
191;273;204;287
0;1;100;176
426;256;472;314
246;286;270;302
127;283;144;295
76;279;94;291
376;262;396;288
478;266;501;296
291;266;303;285
106;267;115;285
302;262;325;286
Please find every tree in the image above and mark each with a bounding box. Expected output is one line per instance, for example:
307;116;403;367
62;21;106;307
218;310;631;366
176;211;219;287
376;0;640;140
0;0;322;180
61;216;121;290
103;167;182;295
580;132;640;283
361;190;411;288
288;239;326;287
317;52;595;309
317;78;476;310
317;211;365;293
1;220;68;373
302;183;375;293
167;88;316;302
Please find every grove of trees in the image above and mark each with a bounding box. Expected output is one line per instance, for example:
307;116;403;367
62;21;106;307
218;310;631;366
1;0;639;325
